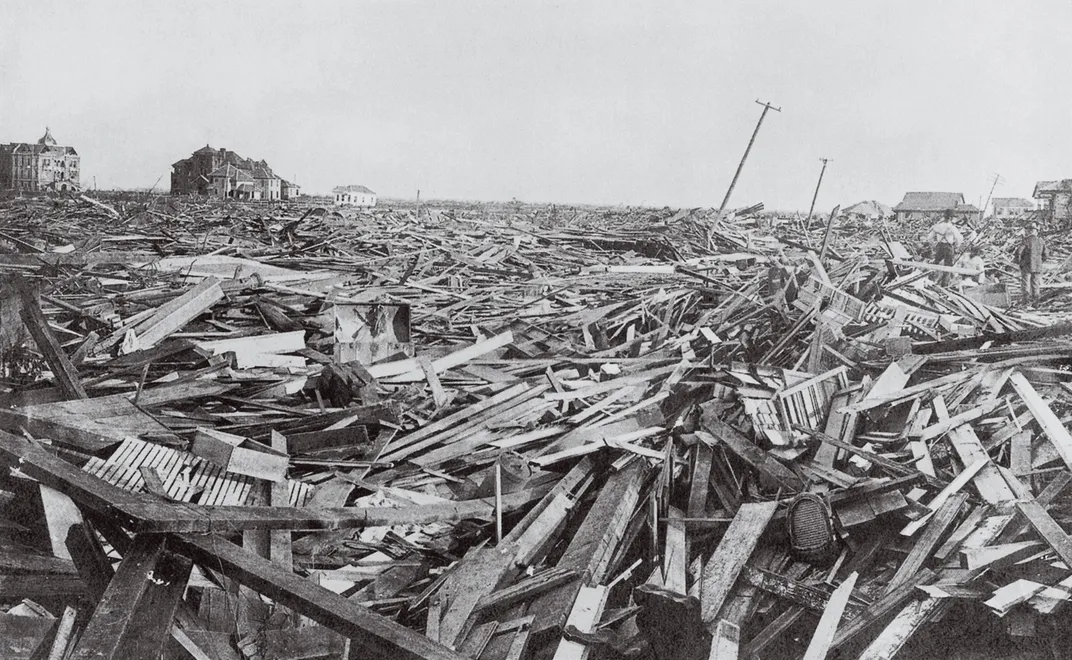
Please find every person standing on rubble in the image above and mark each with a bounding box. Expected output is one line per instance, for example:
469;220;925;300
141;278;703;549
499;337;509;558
1016;222;1048;304
926;209;963;286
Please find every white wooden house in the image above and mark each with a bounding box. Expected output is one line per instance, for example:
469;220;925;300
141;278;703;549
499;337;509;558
333;185;377;207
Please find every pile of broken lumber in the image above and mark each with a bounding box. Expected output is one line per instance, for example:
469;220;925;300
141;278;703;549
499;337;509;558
1;196;1072;659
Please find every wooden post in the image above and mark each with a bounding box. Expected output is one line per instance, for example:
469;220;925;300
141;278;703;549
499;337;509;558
819;205;841;263
805;158;830;230
709;100;781;248
716;100;782;221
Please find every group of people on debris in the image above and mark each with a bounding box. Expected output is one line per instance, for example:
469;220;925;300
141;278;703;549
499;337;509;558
926;209;1048;305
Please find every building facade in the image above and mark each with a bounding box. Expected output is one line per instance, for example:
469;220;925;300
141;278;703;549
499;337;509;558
333;185;377;207
0;128;80;193
171;145;283;200
281;180;301;200
991;197;1035;220
1033;181;1072;223
892;192;980;223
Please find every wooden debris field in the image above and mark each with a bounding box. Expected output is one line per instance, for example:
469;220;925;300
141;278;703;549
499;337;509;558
0;193;1072;659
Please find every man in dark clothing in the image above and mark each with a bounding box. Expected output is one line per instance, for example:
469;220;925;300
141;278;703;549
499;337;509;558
1017;223;1048;304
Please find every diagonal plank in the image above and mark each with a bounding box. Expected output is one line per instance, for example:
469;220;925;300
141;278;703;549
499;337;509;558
69;534;192;660
700;501;779;624
171;533;467;660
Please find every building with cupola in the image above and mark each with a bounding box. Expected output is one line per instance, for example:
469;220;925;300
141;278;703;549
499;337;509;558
0;127;81;192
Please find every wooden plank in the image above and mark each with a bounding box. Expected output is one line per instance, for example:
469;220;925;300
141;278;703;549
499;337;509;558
1016;498;1072;569
802;572;858;660
985;579;1049;617
13;275;87;399
887;493;966;593
528;461;647;636
171;533;469;660
856;597;944;660
437;545;516;647
262;626;347;660
0;428;524;533
44;606;77;660
933;504;990;562
662;507;688;594
932;396;1015;504
688;442;714;519
0;612;55;660
372;330;514;382
699;501;778;624
39;485;81;560
707;619;740;660
698;422;804;491
192;429;288;483
473;567;580;615
900;458;986;536
268;430;294;626
828;569;935;653
127;278;224;352
69;534;192;660
1010;372;1072;473
550;585;608;660
741;565;829;613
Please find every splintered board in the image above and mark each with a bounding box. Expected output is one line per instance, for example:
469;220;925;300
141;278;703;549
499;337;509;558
82;437;312;506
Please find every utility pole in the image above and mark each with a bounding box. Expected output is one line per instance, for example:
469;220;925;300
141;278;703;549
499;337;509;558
415;188;421;218
980;173;1005;219
805;158;830;230
715;99;782;221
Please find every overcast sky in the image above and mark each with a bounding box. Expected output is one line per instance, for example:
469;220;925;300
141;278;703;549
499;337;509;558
2;1;1068;209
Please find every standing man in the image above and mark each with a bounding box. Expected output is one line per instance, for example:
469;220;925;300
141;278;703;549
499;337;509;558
927;209;964;286
1016;222;1048;304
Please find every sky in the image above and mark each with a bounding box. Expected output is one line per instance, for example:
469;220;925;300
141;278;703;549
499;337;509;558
1;1;1069;210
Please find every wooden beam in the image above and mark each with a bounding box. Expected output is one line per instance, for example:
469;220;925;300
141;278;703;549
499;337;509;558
828;569;935;653
170;533;469;660
699;501;778;624
888;493;966;593
13;276;87;399
707;619;740;660
528;462;647;636
69;534;192;660
550;585;608;660
1010;372;1072;473
1015;498;1072;569
473;567;580;615
688;442;714;519
802;572;858;660
698;423;803;491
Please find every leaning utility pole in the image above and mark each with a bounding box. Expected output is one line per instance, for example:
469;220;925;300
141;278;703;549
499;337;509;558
715;99;782;221
980;173;1005;219
805;158;830;230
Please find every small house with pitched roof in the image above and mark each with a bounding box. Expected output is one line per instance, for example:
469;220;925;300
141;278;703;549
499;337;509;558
333;185;377;207
892;192;979;223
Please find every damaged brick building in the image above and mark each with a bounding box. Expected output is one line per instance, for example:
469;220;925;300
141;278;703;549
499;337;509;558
0;127;81;193
170;145;298;201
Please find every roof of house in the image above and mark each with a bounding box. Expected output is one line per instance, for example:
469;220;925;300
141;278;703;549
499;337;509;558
992;197;1034;208
333;185;376;195
1033;180;1072;197
207;164;247;179
5;140;77;156
893;192;966;211
955;204;981;213
193;145;217;155
842;200;892;217
251;166;277;180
